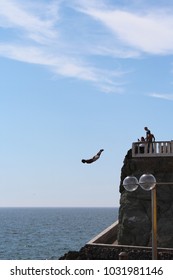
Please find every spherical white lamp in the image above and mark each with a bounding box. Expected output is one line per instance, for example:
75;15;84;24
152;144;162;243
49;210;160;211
123;176;139;192
139;173;156;191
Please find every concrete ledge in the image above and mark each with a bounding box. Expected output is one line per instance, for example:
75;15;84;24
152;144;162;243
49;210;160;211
87;220;119;245
87;220;173;253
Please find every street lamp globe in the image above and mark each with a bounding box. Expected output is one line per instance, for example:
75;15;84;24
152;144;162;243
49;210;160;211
139;174;156;191
123;176;139;192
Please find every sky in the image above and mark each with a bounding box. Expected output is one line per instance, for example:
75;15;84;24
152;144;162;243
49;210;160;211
1;0;173;207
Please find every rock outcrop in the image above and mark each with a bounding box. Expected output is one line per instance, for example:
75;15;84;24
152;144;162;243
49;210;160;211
117;149;173;248
59;244;173;260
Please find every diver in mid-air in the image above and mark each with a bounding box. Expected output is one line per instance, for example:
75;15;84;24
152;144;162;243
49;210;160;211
81;149;104;164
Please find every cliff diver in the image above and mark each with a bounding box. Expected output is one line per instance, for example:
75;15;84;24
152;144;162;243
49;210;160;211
81;149;104;164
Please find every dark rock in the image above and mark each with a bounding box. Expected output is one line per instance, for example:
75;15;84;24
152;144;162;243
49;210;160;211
59;251;80;260
59;244;173;260
118;149;173;248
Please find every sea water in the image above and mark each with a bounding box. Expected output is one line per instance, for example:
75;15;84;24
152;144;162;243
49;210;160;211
0;207;118;260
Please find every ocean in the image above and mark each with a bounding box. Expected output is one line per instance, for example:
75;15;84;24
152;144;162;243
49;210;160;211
0;207;118;260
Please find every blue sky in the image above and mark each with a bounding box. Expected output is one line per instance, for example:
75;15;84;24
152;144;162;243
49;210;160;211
1;0;173;207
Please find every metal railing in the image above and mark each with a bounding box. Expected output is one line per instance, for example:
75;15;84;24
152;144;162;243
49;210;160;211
132;141;173;157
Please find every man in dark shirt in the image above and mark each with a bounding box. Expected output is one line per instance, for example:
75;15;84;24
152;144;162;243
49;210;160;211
144;126;151;140
144;127;155;152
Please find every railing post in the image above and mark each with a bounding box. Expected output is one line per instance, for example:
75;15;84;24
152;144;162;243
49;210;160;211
132;143;135;157
154;142;156;154
171;141;173;154
159;143;162;153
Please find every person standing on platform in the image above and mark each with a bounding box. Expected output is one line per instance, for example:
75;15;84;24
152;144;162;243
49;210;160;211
144;127;155;152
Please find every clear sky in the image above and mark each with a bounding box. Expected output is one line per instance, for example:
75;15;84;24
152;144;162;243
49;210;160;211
1;0;173;207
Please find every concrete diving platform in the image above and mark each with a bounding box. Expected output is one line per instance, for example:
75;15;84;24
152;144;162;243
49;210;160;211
132;140;173;157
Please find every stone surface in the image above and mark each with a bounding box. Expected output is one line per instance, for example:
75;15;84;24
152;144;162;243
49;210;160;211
117;149;173;248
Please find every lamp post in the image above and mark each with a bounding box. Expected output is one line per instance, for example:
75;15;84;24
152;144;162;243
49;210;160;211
123;174;157;260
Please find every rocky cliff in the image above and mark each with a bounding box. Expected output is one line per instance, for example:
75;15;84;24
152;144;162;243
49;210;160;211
117;149;173;248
